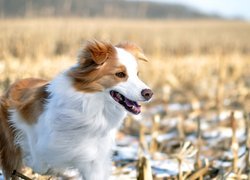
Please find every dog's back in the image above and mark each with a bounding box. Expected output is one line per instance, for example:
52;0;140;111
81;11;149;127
0;91;22;179
0;78;48;179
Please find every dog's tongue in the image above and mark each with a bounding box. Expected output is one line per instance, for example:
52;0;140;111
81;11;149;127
124;98;139;107
110;90;141;114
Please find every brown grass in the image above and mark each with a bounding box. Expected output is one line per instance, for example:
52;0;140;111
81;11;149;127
1;19;249;108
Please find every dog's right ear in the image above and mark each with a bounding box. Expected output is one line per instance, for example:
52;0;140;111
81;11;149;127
78;40;116;66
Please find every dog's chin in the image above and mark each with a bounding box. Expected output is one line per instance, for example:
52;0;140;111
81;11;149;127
110;90;141;115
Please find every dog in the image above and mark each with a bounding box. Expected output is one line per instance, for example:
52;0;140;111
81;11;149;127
0;40;153;179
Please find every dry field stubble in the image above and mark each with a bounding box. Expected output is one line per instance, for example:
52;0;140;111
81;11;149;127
0;18;250;178
1;19;250;110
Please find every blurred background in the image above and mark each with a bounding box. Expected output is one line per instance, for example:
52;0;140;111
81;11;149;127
0;0;250;179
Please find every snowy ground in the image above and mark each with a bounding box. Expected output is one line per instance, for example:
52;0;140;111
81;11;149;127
0;104;249;179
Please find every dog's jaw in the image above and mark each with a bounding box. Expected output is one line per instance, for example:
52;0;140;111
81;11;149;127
109;90;141;115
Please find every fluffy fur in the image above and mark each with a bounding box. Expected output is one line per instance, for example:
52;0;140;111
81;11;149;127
0;40;153;180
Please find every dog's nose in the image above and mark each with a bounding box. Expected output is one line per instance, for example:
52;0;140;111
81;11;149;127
141;89;153;101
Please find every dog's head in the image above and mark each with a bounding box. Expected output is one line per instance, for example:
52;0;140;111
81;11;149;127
68;40;153;115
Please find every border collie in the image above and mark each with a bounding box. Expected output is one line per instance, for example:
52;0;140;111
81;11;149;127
0;40;153;179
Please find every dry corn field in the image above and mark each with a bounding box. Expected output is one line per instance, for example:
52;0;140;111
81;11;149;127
0;18;250;179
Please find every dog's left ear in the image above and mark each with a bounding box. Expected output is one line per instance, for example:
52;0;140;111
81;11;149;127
84;40;116;65
116;42;149;62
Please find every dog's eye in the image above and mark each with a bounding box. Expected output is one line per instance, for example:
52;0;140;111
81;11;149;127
115;72;126;78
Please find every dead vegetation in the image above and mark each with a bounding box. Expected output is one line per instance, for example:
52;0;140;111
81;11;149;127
0;18;250;179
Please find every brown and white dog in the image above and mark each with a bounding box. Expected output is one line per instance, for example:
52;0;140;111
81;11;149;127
0;41;153;180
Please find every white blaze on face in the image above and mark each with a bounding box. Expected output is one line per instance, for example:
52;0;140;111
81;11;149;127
113;47;150;101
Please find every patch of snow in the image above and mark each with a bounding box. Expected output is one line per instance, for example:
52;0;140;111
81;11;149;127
113;145;138;161
167;103;191;112
151;159;195;176
157;131;178;142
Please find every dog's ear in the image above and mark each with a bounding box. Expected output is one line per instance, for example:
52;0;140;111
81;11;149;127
69;41;116;83
116;42;148;62
79;40;116;65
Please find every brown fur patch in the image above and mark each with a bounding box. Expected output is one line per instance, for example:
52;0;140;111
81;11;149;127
78;40;117;65
68;41;128;92
0;78;49;178
116;42;149;62
6;78;49;124
0;97;22;179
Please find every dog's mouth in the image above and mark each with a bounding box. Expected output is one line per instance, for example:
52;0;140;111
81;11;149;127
110;90;141;115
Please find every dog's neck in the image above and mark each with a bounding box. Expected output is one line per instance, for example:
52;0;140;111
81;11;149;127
46;71;127;134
